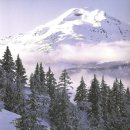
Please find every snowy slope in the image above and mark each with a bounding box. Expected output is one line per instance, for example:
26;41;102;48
0;108;51;130
0;8;130;51
0;109;20;130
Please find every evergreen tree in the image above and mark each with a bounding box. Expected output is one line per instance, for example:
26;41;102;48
39;63;46;92
2;46;15;78
14;54;27;114
58;69;72;90
0;65;6;97
34;64;49;117
16;69;47;130
87;74;101;130
49;91;61;130
49;69;73;130
118;80;127;130
15;55;26;86
126;88;130;99
108;79;127;130
2;46;15;111
24;74;46;130
0;65;6;109
33;63;47;92
46;67;57;99
100;76;110;130
125;87;130;129
15;101;29;130
74;76;87;111
106;86;114;130
33;63;40;90
68;103;79;130
110;78;123;130
109;79;118;129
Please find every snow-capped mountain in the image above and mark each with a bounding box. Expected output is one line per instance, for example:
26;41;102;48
0;8;130;82
0;8;130;51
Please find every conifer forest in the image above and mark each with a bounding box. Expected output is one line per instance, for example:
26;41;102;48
0;46;130;130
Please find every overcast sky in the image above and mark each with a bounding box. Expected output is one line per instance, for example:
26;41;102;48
0;0;130;38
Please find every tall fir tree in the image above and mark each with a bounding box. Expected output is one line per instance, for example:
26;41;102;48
14;54;27;114
46;67;57;99
15;100;29;130
0;65;6;109
33;63;40;91
100;76;110;130
110;78;122;130
106;86;114;130
107;79;126;130
49;69;73;130
15;55;27;86
21;73;46;130
118;80;128;130
58;69;72;90
2;46;15;111
39;63;46;92
2;46;15;78
87;74;101;130
16;66;47;130
125;87;130;129
74;76;88;111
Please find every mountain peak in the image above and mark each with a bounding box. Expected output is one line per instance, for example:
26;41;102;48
1;7;130;50
45;8;106;27
67;8;106;27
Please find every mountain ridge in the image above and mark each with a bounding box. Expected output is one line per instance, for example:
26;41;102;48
0;8;130;52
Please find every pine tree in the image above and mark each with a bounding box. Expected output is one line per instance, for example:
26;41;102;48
2;46;15;111
0;65;6;97
15;55;27;86
33;63;42;93
25;74;46;130
100;76;110;130
58;69;72;89
48;91;61;129
68;103;79;130
14;54;27;114
15;102;29;130
58;69;73;130
0;65;6;109
74;76;87;111
108;78;128;130
33;63;47;93
16;68;47;130
106;86;114;130
46;67;57;99
49;69;72;130
87;74;101;130
125;88;130;129
35;64;49;117
39;63;46;92
118;80;127;130
2;46;15;78
109;78;119;130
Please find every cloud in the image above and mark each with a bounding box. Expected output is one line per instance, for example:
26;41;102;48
42;40;130;64
0;40;130;76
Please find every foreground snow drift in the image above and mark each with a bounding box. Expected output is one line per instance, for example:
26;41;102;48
0;109;20;130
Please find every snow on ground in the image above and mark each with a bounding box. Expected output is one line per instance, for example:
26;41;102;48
0;109;20;130
41;119;51;130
